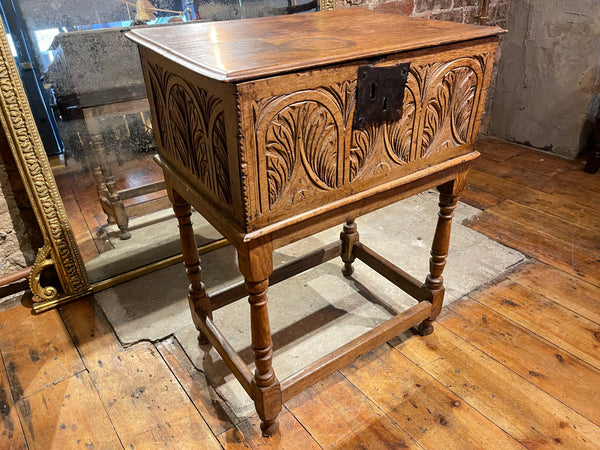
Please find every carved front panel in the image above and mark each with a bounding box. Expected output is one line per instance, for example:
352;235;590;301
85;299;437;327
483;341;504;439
238;41;494;228
142;60;233;206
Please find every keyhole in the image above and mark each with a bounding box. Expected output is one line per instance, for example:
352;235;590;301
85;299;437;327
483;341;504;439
370;83;376;100
383;96;388;111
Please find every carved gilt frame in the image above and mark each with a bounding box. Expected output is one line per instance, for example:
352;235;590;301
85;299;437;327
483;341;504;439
0;20;91;312
318;0;335;11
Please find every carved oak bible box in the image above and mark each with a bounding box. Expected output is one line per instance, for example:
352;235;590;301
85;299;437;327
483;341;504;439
128;9;504;436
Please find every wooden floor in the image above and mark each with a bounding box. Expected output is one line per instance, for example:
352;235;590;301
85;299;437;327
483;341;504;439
1;137;599;449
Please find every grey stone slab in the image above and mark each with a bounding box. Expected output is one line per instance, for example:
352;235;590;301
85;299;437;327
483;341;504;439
95;191;524;422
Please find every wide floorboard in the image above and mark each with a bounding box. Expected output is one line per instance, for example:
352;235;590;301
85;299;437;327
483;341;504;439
1;137;599;448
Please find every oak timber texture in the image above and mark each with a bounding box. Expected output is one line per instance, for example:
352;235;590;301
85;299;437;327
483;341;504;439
126;9;503;82
0;138;599;447
127;10;504;238
133;33;499;235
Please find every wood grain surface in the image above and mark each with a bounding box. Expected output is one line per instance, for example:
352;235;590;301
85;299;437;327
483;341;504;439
127;9;504;82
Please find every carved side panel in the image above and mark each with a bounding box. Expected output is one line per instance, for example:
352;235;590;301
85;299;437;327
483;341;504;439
144;61;232;204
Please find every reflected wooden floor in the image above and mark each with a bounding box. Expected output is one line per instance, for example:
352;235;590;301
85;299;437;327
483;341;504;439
2;137;599;448
51;154;166;262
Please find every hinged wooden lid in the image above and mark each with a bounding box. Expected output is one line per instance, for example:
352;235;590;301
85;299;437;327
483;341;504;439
127;9;505;82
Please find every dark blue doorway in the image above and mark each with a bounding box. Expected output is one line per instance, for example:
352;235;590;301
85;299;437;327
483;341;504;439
0;0;63;156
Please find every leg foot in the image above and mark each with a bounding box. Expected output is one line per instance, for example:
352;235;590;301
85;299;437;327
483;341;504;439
422;173;466;328
260;418;279;437
419;319;434;336
340;220;359;277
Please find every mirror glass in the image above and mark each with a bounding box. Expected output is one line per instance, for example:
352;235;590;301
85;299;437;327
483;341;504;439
2;0;317;283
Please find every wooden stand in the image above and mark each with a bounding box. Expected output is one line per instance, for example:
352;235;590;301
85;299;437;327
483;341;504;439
128;8;504;436
160;154;470;435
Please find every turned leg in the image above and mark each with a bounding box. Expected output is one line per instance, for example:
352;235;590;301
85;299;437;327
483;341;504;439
105;170;130;240
92;165;114;224
340;220;359;276
90;135;130;239
90;135;114;224
421;172;466;336
238;238;282;437
170;188;212;345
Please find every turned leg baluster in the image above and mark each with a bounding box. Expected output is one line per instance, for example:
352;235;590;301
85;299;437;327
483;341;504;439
170;188;212;345
421;172;467;336
238;239;282;437
340;219;359;277
89;135;130;239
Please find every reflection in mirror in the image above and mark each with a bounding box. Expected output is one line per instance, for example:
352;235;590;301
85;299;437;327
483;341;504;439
4;0;318;285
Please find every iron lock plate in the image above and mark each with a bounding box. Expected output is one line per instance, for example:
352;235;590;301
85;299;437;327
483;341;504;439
353;62;411;128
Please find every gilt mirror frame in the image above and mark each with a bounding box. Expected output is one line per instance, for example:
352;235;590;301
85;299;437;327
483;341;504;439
0;1;335;312
0;18;91;312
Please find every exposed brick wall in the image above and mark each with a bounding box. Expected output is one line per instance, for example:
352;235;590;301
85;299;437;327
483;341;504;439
335;0;509;27
0;127;42;276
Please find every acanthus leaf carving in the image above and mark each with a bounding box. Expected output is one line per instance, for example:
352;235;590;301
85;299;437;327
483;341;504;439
264;100;338;208
252;53;488;211
421;70;453;157
299;101;338;189
265;109;297;208
324;80;377;182
414;60;480;159
384;84;417;165
323;80;356;128
450;67;478;144
146;61;232;204
350;123;377;181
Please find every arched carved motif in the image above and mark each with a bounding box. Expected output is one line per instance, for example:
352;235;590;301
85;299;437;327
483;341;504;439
265;100;338;205
419;57;485;158
350;123;378;181
253;88;348;209
250;53;489;211
145;61;232;204
380;55;487;164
